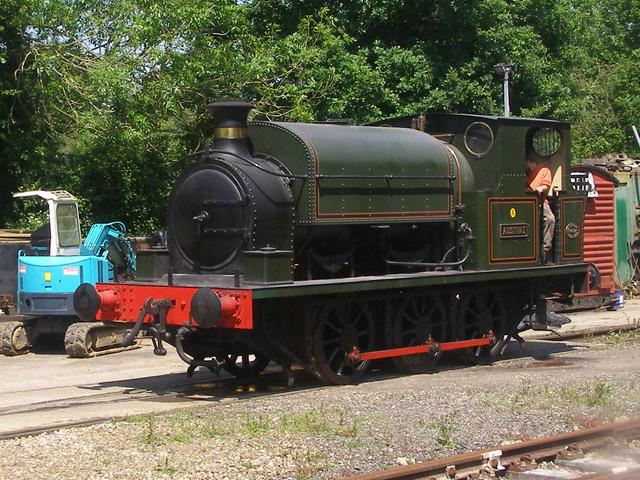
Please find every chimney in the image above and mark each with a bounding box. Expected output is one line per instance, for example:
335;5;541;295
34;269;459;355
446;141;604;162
206;100;254;158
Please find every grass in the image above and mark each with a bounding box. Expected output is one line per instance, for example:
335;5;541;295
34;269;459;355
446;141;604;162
167;410;197;443
429;413;460;449
498;378;628;415
291;451;328;480
126;415;165;446
201;423;226;438
242;413;272;436
601;327;640;345
126;404;365;446
277;405;364;438
510;379;538;413
560;381;615;408
155;457;176;477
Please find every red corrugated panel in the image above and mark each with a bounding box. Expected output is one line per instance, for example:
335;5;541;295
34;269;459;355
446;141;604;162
580;170;615;290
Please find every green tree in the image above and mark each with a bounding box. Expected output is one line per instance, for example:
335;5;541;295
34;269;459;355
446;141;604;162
3;0;640;232
6;1;396;232
0;0;56;226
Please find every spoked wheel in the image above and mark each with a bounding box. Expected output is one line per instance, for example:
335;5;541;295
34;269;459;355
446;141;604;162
455;288;508;365
308;301;375;385
390;294;447;374
217;353;270;378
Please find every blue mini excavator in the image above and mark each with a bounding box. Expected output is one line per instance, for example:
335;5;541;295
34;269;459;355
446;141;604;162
0;190;137;357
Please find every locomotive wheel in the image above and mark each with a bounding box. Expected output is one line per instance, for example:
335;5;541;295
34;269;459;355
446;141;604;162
390;294;447;374
455;288;507;365
308;301;375;385
217;353;270;378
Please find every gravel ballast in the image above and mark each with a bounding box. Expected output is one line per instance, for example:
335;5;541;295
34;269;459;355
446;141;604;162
1;340;640;480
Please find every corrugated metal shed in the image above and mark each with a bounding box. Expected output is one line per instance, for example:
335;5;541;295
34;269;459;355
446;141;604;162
573;166;617;293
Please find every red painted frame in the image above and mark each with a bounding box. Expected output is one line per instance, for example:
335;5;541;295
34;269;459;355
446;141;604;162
93;283;254;330
348;333;495;364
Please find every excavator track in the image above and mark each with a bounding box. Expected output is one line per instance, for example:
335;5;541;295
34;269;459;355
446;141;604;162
0;321;30;356
64;322;140;358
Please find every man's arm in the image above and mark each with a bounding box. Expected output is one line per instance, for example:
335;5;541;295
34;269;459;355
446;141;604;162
535;184;549;195
533;167;552;196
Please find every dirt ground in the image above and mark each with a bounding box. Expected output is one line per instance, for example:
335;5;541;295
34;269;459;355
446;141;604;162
2;301;640;437
1;333;640;479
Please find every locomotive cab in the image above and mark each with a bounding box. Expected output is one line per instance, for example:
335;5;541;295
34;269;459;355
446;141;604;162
370;113;585;270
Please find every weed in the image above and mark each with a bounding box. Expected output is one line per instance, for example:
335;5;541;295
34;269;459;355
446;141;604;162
127;414;151;424
166;410;198;443
340;415;361;438
201;423;226;438
583;381;614;407
510;379;538;413
293;452;326;480
139;416;164;446
279;406;362;439
293;467;320;480
301;451;327;463
602;328;640;345
169;430;192;443
242;414;272;436
155;457;176;477
558;380;617;410
430;414;460;449
346;438;365;450
169;409;195;427
280;409;333;436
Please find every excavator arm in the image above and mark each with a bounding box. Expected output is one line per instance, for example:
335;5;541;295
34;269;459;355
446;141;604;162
80;222;137;279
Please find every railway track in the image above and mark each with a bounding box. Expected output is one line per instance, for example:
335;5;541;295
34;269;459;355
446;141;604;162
0;379;205;441
344;419;640;480
0;365;319;441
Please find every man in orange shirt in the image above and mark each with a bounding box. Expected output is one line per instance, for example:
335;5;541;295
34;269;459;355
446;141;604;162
526;159;555;261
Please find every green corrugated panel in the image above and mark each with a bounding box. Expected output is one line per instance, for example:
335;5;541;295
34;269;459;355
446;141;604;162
614;181;636;286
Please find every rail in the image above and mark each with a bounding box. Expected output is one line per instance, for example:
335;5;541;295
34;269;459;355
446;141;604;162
343;419;640;480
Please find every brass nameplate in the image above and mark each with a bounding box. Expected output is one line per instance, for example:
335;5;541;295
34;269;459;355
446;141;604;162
500;223;528;239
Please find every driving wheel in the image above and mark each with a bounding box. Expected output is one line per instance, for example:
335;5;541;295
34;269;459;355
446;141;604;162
455;288;507;364
307;301;375;385
390;294;447;374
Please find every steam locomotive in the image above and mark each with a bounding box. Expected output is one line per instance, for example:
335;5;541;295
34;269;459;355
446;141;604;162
74;100;588;384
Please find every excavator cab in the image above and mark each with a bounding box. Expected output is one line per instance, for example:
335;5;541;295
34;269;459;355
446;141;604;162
13;190;82;257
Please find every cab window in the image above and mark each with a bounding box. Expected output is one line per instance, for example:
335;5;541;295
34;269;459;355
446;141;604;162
464;122;494;157
56;203;81;247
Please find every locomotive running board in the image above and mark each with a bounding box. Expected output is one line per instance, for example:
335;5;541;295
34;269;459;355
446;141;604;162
347;333;495;364
244;263;589;300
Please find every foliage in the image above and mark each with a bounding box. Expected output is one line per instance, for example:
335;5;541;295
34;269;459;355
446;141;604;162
1;0;639;232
